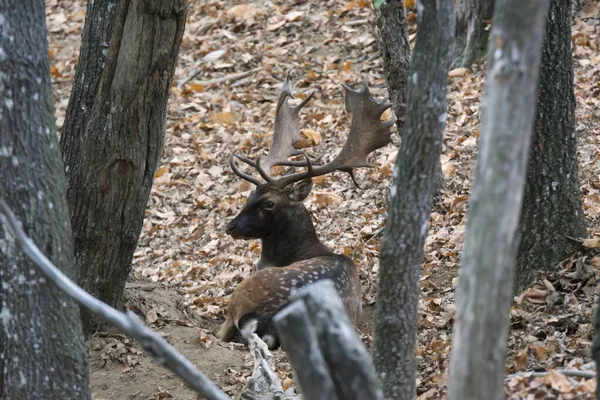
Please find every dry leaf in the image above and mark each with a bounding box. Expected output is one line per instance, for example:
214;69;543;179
285;11;304;22
461;136;477;147
210;111;235;125
301;128;322;145
448;67;469;77
442;160;455;177
542;370;572;393
314;192;343;207
155;165;169;178
583;238;600;248
227;4;258;19
146;308;158;324
530;342;548;361
186;83;204;93
267;19;286;31
513;348;528;371
50;65;62;78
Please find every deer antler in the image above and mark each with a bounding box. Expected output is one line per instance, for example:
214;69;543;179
231;72;321;184
255;82;396;190
232;71;317;170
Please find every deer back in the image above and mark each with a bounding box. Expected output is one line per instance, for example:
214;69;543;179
216;254;361;349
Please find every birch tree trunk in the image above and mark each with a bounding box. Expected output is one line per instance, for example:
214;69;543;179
514;0;586;293
60;0;187;333
0;1;90;397
448;1;550;399
372;1;454;399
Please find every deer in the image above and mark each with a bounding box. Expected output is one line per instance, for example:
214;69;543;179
216;74;395;349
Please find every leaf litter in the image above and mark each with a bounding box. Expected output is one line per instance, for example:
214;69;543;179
46;0;600;398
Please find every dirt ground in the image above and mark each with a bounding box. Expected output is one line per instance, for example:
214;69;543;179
88;284;376;399
45;0;600;399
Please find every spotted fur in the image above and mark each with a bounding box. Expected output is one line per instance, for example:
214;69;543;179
217;254;362;349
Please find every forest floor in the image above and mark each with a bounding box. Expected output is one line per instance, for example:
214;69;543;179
46;0;600;399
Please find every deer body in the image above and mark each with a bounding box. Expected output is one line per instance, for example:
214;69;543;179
217;254;361;349
217;74;395;349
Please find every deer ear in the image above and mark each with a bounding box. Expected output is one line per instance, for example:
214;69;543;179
289;179;313;201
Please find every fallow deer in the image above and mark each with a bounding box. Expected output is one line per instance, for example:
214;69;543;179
217;74;395;349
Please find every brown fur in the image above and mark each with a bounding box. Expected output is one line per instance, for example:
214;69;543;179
217;254;362;348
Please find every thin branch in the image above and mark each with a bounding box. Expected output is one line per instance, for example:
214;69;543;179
0;199;230;400
505;369;596;380
176;49;226;88
179;67;261;89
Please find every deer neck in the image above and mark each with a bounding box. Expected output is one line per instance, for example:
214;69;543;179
257;204;330;269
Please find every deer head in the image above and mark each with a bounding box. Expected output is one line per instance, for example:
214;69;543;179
227;73;396;248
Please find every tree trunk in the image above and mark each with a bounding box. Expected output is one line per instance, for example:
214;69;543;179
375;0;445;194
593;294;600;400
514;0;586;294
60;0;187;333
452;0;495;68
0;1;91;398
371;2;454;399
375;0;411;137
447;1;550;399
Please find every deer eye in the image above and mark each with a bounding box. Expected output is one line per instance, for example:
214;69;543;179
262;201;276;210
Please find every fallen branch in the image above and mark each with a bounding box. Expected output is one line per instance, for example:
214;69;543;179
176;49;226;88
0;199;230;400
506;369;596;380
237;332;298;400
179;67;261;89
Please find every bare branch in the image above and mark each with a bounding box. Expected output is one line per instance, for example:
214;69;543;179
179;67;262;89
0;199;230;400
505;369;596;380
237;332;299;400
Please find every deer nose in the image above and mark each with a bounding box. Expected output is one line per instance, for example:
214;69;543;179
226;220;237;235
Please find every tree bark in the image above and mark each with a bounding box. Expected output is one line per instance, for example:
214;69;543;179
375;0;410;137
514;0;586;293
60;0;187;333
452;0;495;68
447;1;550;399
287;280;382;400
0;1;91;398
371;2;454;399
375;0;444;194
593;295;600;400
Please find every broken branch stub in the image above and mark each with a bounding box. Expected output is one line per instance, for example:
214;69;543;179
288;280;383;400
273;301;338;400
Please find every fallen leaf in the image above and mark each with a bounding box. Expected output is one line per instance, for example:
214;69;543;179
285;11;304;22
583;238;600;248
448;67;470;77
513;348;528;371
314;192;343;207
155;165;169;178
210;111;235;125
542;370;572;393
301;128;322;145
267;19;286;31
145;308;158;324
